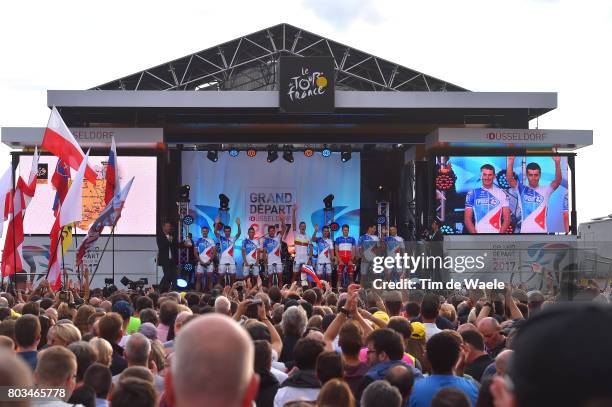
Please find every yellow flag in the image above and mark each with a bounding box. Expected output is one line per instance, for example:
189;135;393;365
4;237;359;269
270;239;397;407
61;225;73;255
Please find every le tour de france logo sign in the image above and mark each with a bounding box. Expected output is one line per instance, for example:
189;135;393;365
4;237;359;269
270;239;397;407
279;56;335;113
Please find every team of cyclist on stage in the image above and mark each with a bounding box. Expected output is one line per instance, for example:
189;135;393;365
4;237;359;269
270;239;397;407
190;205;407;291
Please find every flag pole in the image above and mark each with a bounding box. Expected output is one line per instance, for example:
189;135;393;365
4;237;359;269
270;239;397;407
10;157;18;293
88;225;115;285
112;227;115;283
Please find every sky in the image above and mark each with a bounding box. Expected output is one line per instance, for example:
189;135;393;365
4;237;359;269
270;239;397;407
1;0;611;225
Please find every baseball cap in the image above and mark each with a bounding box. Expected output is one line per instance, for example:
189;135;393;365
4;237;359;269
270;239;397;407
112;300;134;321
372;310;390;326
410;322;426;340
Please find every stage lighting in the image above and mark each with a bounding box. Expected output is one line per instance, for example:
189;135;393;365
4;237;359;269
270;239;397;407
207;150;218;162
219;194;230;210
330;222;340;232
267;146;278;163
182;215;194;225
440;224;455;235
304;148;314;157
340;147;351;162
247;148;257;157
182;263;194;272
377;215;387;225
120;276;132;287
176;278;189;289
177;185;191;202
283;146;294;163
323;194;334;209
496;169;516;190
229;148;239;157
322;146;331;157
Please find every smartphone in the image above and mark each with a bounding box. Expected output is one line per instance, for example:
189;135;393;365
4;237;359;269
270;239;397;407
251;298;263;306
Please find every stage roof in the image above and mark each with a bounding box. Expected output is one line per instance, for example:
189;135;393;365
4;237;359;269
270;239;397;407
92;23;466;93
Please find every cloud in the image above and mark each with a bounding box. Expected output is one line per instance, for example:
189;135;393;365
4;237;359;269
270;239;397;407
301;0;382;29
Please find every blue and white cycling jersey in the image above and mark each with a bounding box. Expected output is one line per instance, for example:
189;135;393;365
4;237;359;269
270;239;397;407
242;238;260;265
358;234;379;261
219;236;237;264
465;186;509;233
196;237;215;263
384;235;404;256
263;234;282;265
313;237;334;264
515;183;553;233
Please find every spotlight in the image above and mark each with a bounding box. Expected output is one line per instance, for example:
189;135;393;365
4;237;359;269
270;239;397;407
322;146;331;157
377;215;387;225
207;150;218;162
304;148;314;157
267;146;278;163
219;194;230;210
176;278;189;289
340;147;351;162
283;146;294;163
330;222;340;232
182;215;194;225
177;185;190;202
229;148;239;157
323;194;334;209
496;169;516;190
440;224;455;235
247;148;257;158
182;263;193;272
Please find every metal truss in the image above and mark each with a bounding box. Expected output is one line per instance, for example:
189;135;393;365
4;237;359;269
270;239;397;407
93;23;466;92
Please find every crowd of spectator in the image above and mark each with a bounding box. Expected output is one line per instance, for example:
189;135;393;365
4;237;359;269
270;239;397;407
1;274;611;407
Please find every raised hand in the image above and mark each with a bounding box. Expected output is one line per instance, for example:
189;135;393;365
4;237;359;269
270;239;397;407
235;217;241;225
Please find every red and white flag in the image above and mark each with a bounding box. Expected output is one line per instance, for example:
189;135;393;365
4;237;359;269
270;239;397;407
0;166;13;237
42;107;97;184
1;148;40;278
47;218;64;290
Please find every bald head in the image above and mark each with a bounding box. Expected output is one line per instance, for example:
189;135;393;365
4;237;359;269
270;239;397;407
495;349;513;376
0;348;33;407
214;296;231;316
171;314;257;407
478;317;503;349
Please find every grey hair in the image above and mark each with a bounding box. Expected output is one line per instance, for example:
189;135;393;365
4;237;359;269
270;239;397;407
125;333;151;366
361;380;402;407
214;296;231;315
281;306;307;337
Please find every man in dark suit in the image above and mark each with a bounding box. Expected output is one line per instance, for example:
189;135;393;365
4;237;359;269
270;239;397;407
157;221;178;292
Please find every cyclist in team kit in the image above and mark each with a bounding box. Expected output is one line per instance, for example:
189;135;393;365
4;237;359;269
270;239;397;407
335;224;357;289
214;216;241;287
194;225;216;292
262;212;287;287
358;223;380;286
311;224;335;286
291;205;312;285
384;225;405;283
464;163;511;234
507;156;562;233
242;226;261;287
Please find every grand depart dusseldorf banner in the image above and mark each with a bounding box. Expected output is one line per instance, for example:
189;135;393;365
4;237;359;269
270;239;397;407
182;151;360;267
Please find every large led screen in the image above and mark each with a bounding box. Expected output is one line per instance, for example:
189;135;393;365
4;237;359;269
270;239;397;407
434;155;569;234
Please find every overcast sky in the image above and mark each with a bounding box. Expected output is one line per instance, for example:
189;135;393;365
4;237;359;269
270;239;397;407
1;0;610;225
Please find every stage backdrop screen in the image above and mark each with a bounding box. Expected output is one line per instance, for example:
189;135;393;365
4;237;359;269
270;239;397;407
182;151;360;263
434;155;569;234
18;155;157;235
